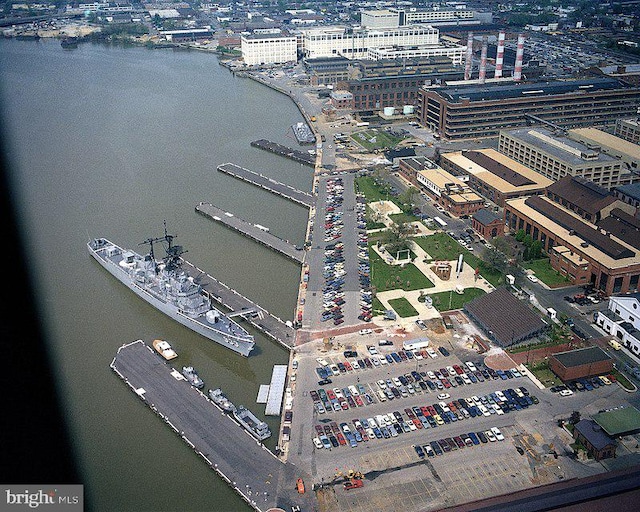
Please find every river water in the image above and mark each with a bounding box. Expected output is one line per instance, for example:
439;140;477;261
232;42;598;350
0;39;312;511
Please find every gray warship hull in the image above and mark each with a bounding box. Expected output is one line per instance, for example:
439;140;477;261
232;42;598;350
88;237;255;357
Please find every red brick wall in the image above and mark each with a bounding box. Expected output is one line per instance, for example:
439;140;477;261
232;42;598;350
549;357;613;381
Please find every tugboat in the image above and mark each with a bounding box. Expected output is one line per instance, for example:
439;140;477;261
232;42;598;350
88;223;255;356
182;366;204;389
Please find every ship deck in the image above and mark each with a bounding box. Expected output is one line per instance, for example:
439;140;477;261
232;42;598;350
111;340;315;512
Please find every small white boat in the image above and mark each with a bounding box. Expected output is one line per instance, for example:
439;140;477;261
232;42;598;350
153;339;178;361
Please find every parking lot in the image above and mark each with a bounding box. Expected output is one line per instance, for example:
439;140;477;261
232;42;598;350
303;173;371;331
287;328;632;512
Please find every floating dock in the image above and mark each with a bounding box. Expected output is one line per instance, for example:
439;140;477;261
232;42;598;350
196;202;305;264
110;340;314;512
265;365;288;417
178;259;295;349
217;163;314;208
251;139;316;166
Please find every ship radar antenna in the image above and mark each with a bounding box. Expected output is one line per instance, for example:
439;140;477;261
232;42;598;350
159;221;186;272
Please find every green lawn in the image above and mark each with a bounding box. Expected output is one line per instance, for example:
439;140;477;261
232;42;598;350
413;233;504;287
351;129;405;151
426;288;486;311
370;243;434;292
522;258;571;287
526;361;560;387
389;212;421;225
388;297;419;318
413;232;463;261
355;176;401;206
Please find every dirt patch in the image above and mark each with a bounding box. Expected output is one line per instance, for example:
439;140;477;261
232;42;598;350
484;351;518;370
295;323;376;345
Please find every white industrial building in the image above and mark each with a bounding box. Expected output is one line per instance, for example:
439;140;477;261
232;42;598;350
300;25;439;59
367;43;465;65
241;33;298;66
595;294;640;356
360;8;492;28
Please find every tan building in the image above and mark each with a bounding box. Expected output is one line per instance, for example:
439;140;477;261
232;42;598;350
567;127;640;176
504;195;640;294
398;156;484;217
498;127;635;190
440;149;553;206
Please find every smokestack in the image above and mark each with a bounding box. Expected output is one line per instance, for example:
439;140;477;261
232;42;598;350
479;36;488;82
494;30;505;79
514;33;525;81
464;32;473;81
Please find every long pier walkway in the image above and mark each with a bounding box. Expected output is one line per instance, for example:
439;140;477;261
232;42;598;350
250;139;315;166
218;163;314;209
110;340;314;512
195;202;305;264
179;259;296;348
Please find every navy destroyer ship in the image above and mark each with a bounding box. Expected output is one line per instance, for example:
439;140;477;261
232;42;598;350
88;224;255;357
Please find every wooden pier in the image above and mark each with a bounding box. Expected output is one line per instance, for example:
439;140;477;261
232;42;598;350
110;340;314;512
251;139;316;166
217;163;314;208
195;202;305;264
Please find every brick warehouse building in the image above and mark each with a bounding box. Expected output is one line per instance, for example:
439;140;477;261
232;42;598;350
504;195;640;295
417;77;640;140
549;346;613;381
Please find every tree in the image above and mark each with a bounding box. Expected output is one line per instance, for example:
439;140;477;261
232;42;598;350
384;221;412;255
399;186;419;213
515;229;525;242
569;411;581;425
484;246;507;273
530;240;543;260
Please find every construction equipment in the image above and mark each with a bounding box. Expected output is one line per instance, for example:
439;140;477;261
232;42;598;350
344;479;364;490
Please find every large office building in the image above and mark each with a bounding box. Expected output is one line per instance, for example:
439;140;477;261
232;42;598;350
360;8;493;28
567;128;640;176
366;43;465;65
300;25;439;60
241;32;297;66
498;127;636;190
504;194;640;295
440;149;553;207
615;118;640;145
418;77;640;140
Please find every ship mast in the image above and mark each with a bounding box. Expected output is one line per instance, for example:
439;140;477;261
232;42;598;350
139;221;186;273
